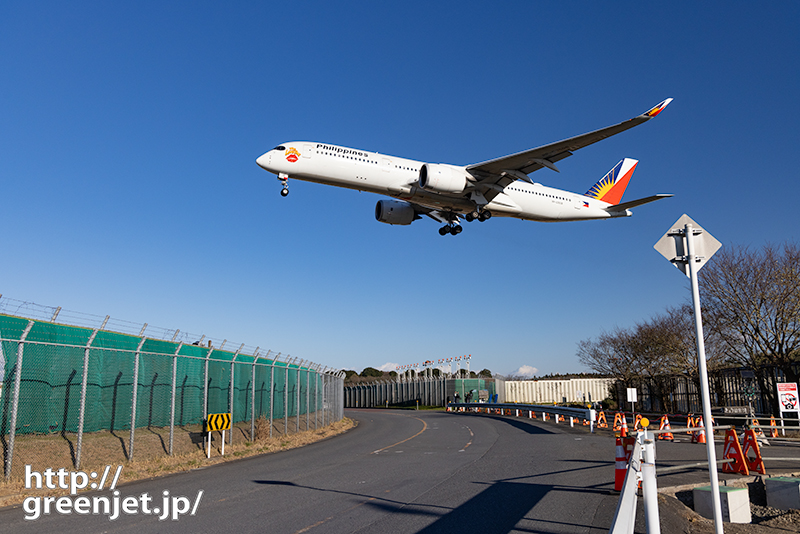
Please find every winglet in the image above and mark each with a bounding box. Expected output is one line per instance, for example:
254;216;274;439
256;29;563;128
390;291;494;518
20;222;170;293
642;98;673;118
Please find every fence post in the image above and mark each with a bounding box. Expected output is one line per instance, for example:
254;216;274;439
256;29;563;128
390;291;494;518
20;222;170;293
169;341;183;456
306;366;310;431
315;366;319;430
76;316;108;470
250;348;259;442
5;320;34;480
296;361;303;433
269;355;277;439
230;344;243;445
284;358;290;436
203;345;214;423
128;326;147;460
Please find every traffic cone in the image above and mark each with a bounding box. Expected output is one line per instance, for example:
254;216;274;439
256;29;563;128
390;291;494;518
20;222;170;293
658;415;675;440
770;415;778;438
722;428;749;475
692;416;707;444
619;414;629;437
614;437;627;491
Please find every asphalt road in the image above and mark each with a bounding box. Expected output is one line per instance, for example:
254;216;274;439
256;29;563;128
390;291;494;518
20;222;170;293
3;408;799;533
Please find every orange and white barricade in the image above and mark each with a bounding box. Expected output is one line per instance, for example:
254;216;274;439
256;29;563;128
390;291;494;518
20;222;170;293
612;412;623;432
597;411;608;429
742;429;766;474
722;428;749;475
614;438;627;491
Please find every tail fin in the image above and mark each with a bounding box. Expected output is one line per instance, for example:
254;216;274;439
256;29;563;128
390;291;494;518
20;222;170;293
584;158;638;205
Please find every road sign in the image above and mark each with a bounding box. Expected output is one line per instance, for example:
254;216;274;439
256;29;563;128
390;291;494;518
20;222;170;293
777;383;799;413
654;214;722;277
654;214;724;534
206;412;231;432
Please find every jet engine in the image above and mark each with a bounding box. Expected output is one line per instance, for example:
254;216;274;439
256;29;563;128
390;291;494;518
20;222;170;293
375;199;417;225
418;164;469;194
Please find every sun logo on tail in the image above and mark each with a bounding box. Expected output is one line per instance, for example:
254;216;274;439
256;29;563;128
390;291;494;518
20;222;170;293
585;159;638;205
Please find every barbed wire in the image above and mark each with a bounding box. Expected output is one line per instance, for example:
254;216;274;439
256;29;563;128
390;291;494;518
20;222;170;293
0;295;303;364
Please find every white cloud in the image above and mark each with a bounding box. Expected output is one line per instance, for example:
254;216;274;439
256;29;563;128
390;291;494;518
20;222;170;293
377;362;399;372
513;365;538;378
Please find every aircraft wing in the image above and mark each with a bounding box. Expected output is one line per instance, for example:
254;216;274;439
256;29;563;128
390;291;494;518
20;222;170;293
465;99;673;194
604;194;674;213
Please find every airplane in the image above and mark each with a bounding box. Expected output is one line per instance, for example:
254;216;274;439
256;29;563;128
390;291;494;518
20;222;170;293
256;98;673;236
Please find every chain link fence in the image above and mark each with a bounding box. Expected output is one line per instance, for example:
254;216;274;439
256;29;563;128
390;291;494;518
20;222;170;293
344;378;504;408
0;304;344;481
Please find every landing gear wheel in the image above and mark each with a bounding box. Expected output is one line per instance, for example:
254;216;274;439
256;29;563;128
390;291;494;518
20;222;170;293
465;212;477;222
478;210;492;222
280;188;289;197
439;226;449;236
450;225;463;235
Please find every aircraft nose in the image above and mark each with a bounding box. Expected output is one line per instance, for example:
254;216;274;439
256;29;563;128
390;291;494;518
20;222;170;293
256;152;270;169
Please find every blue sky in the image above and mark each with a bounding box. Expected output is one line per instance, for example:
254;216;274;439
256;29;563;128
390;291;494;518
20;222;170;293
2;2;798;377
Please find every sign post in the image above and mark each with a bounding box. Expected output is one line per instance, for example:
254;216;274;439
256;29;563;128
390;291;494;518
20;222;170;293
777;383;799;437
627;388;638;415
205;412;231;458
655;214;723;534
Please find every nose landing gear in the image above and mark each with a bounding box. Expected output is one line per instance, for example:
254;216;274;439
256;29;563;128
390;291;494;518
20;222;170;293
278;173;289;197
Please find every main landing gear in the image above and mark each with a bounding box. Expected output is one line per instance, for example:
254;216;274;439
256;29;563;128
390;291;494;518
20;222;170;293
437;209;492;236
439;224;463;236
278;173;289;196
465;210;492;222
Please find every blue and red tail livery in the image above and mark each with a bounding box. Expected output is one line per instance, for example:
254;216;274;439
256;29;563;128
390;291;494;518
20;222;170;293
584;158;638;205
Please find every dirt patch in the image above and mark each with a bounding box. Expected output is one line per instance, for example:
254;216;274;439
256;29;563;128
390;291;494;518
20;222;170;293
0;417;355;507
663;475;800;533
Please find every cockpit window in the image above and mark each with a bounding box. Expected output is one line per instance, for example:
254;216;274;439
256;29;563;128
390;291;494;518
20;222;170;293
273;146;286;151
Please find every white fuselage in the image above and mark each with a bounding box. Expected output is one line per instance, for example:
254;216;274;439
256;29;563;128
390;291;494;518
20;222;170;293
256;142;622;222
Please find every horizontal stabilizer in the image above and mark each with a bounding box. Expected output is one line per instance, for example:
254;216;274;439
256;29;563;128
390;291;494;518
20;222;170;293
605;194;673;212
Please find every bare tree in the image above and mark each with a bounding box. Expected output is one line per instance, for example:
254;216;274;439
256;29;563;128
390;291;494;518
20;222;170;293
700;243;800;412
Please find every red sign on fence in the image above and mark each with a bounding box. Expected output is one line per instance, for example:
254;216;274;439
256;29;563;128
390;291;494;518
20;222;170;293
777;383;799;413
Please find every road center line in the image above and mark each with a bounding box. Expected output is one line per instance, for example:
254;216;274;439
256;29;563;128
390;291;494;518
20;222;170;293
372;417;428;454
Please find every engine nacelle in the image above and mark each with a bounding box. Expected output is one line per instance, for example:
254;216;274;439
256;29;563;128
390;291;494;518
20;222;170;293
375;199;416;225
418;164;469;194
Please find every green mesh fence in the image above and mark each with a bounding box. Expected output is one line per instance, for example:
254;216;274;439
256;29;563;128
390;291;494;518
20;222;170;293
0;313;342;479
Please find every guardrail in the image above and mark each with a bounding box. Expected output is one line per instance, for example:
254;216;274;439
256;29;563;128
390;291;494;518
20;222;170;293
448;402;596;431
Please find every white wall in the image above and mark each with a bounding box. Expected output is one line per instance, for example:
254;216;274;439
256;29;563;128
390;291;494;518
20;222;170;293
505;378;615;404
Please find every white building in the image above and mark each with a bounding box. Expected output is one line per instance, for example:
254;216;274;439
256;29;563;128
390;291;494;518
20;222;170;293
505;378;615;404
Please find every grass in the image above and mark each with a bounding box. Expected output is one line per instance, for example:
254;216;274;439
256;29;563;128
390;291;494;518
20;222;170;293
0;416;355;507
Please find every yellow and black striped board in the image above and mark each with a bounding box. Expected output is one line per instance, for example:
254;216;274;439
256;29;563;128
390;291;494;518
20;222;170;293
206;412;231;432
